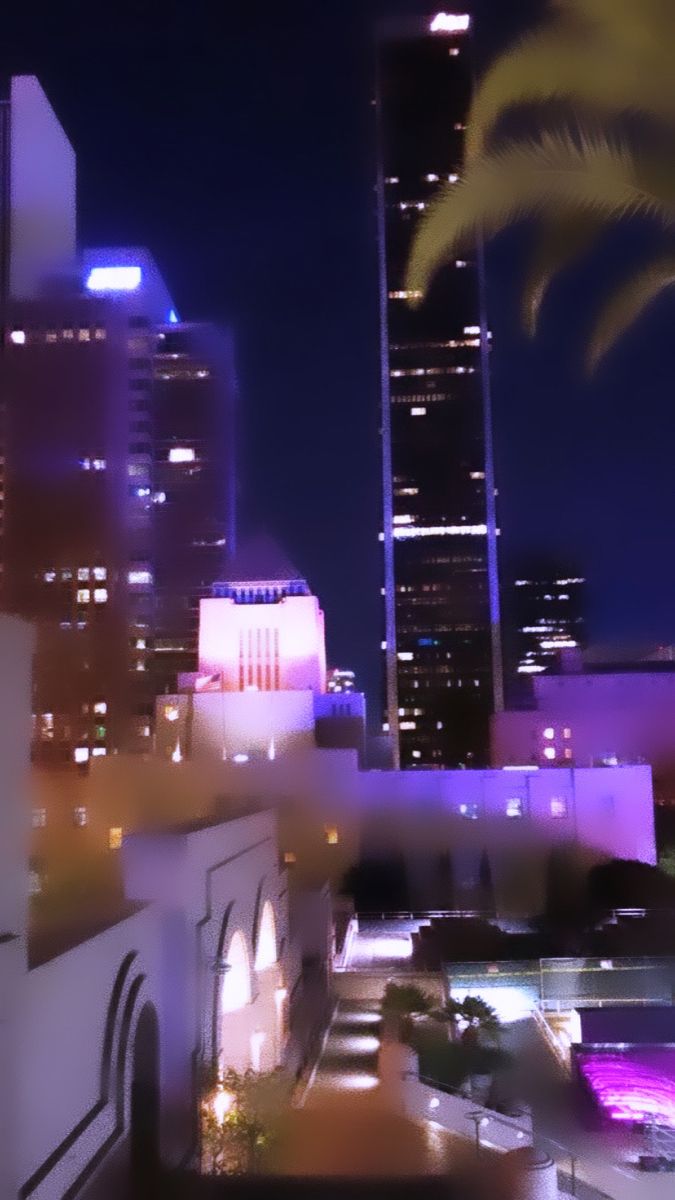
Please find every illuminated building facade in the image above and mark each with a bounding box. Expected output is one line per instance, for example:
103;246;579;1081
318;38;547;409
376;14;501;769
507;562;586;687
3;248;177;761
153;321;237;694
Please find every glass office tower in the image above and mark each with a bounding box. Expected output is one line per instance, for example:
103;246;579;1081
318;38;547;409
376;14;502;768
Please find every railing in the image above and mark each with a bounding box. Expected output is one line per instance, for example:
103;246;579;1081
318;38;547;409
531;1005;572;1076
357;909;491;921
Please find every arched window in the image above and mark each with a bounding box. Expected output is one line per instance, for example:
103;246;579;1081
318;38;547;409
221;930;252;1012
254;900;277;971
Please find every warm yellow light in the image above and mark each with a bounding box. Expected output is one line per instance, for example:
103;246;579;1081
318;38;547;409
212;1087;235;1125
164;703;179;722
284;851;296;865
325;825;339;846
109;826;123;850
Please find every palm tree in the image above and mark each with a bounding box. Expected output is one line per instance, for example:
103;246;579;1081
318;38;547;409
406;2;675;369
433;996;501;1046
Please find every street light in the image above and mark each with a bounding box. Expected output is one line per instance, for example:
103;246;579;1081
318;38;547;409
467;1110;489;1158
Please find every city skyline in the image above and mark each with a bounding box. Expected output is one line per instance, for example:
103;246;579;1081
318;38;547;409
3;0;675;717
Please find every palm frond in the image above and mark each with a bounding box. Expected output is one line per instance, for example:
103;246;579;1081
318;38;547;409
466;24;674;164
587;252;675;370
523;213;602;335
406;131;673;307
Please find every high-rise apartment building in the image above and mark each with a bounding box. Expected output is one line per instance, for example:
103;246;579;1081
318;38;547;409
376;14;501;769
4;250;177;762
0;80;238;764
153;321;237;694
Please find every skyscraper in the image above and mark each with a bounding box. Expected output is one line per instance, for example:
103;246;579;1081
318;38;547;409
507;562;586;689
153;321;237;695
3;250;177;762
376;14;501;769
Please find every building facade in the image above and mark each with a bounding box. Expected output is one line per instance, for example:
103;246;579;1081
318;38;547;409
3;249;176;760
376;14;501;770
492;663;675;801
504;561;586;694
0;614;328;1199
153;321;237;695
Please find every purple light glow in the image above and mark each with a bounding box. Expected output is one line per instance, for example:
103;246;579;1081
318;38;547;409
579;1051;675;1126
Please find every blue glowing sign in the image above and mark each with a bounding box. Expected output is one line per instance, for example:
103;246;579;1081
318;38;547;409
86;266;142;292
168;308;179;324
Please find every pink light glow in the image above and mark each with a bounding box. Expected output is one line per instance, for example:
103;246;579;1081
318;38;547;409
579;1053;675;1126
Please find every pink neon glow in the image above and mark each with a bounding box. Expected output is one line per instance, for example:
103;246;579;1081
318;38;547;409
579;1053;675;1126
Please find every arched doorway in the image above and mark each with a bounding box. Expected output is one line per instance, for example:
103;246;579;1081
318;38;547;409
254;900;277;971
129;1001;160;1192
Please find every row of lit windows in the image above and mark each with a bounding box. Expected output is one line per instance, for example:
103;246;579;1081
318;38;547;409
283;826;339;863
10;327;107;346
31;808;123;848
43;566;107;583
458;797;569;820
391;366;476;378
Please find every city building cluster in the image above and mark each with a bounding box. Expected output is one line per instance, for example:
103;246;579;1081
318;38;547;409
2;7;674;1195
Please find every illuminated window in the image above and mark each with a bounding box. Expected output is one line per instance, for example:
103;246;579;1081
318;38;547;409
543;747;556;761
325;825;339;845
221;930;252;1012
94;327;106;340
73;806;88;827
505;797;523;818
284;851;296;865
10;330;25;345
109;826;123;850
164;704;179;722
543;727;555;740
255;900;277;970
411;407;427;416
135;660;146;672
73;746;90;764
398;651;414;661
550;797;568;819
563;727;572;739
93;588;107;603
32;807;47;829
93;566;107;581
93;701;107;715
400;720;417;730
459;802;479;820
45;330;57;343
78;328;90;342
168;446;195;463
29;867;43;895
564;748;572;760
77;568;90;581
92;747;107;756
140;724;151;737
135;637;146;649
77;588;90;603
43;570;56;583
128;569;152;585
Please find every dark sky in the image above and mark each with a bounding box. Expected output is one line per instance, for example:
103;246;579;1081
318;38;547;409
6;0;675;708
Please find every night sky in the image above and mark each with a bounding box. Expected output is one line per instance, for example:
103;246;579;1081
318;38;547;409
5;0;675;709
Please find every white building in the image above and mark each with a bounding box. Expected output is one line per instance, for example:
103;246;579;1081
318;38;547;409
0;616;321;1199
492;664;675;788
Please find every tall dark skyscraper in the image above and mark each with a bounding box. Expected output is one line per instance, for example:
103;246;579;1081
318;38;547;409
153;321;237;694
376;13;501;769
506;561;586;694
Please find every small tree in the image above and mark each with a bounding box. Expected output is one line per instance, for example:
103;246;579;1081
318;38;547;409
201;1065;292;1176
381;982;433;1017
